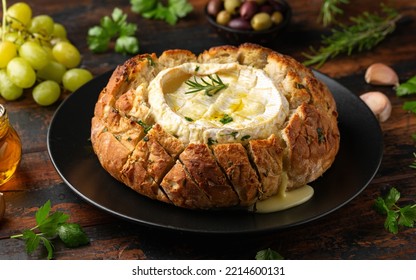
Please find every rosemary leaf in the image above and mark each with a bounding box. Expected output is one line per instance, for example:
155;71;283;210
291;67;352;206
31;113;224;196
319;0;350;27
304;5;401;67
185;74;228;96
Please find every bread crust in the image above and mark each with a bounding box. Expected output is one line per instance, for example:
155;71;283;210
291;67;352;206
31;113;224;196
90;43;340;210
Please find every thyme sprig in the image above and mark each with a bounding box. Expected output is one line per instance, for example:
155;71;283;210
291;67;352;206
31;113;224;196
319;0;350;27
304;5;401;67
185;74;228;96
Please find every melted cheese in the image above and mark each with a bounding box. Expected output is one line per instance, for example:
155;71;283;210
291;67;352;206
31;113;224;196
255;185;314;213
148;62;289;145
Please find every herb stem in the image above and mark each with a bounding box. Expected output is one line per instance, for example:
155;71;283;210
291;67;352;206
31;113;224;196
2;0;7;42
304;5;401;67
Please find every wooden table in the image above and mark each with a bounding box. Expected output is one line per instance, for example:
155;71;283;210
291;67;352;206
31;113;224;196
1;0;416;260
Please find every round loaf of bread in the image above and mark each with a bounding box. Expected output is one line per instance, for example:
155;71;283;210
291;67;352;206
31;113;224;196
90;43;340;210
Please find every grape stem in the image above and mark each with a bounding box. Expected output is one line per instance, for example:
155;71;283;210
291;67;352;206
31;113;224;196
1;0;6;41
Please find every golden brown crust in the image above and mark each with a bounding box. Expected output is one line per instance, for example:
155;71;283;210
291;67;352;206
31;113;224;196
90;43;340;210
212;143;260;206
179;143;239;207
248;134;284;199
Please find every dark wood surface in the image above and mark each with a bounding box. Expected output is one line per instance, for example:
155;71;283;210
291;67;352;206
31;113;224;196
1;0;416;260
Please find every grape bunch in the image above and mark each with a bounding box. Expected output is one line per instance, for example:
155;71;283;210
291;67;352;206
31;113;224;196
0;2;93;106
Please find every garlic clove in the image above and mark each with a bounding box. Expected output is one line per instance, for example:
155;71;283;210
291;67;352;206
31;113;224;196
365;63;399;86
360;91;392;122
0;192;5;222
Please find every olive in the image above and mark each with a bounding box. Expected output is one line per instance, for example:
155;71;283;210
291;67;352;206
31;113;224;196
240;1;258;20
216;10;232;26
224;0;241;15
207;0;223;17
250;12;273;31
228;17;252;30
271;11;283;25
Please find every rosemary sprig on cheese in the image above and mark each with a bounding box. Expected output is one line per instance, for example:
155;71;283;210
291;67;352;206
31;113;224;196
185;74;228;96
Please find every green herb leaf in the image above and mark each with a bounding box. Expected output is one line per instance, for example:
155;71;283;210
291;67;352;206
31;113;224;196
38;211;69;238
35;200;51;225
115;36;140;55
137;120;153;133
87;7;139;55
219;114;233;124
10;201;89;260
255;248;284;260
185;74;228;96
131;0;193;25
40;237;54;260
319;0;350;27
130;0;158;13
373;196;388;215
57;223;90;248
396;76;416;96
385;210;399;234
398;205;416;227
304;5;401;67
22;230;40;254
403;101;416;114
374;187;416;234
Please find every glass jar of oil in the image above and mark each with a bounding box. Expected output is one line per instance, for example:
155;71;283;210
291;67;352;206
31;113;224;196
0;104;22;186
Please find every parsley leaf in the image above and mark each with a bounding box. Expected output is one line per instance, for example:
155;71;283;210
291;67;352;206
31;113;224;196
10;200;89;260
87;8;139;55
130;0;193;25
255;248;284;260
403;101;416;114
396;76;416;97
57;223;90;248
374;187;416;234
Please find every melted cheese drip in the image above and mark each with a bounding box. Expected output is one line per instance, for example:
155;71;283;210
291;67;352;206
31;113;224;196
255;185;314;213
148;62;289;145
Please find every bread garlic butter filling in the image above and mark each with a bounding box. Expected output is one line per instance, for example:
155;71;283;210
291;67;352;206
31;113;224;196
148;62;289;145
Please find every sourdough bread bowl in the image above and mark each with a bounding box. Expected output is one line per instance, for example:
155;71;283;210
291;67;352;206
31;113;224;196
90;43;340;211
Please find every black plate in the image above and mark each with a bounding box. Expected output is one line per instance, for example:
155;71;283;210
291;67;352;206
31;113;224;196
47;70;383;234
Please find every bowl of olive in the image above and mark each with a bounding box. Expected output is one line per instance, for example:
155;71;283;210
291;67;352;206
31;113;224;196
205;0;291;44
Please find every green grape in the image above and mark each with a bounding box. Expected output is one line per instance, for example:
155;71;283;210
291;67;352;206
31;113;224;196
0;41;17;68
52;41;81;68
29;15;55;36
3;32;25;46
19;41;50;70
6;57;36;89
42;46;54;61
52;23;67;39
32;80;61;106
62;68;93;92
37;61;67;83
0;70;23;101
7;2;32;30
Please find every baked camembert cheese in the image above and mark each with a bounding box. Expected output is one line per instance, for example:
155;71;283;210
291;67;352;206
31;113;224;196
91;44;340;212
149;62;289;145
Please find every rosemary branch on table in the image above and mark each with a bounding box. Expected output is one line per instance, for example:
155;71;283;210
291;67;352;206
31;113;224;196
319;0;350;26
303;5;402;68
185;74;228;96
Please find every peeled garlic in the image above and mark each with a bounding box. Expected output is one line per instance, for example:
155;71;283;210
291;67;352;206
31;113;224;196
365;63;399;86
0;192;5;221
360;91;392;122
